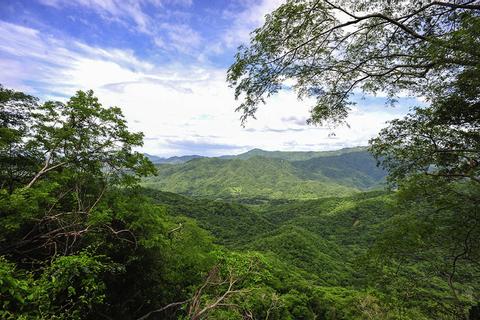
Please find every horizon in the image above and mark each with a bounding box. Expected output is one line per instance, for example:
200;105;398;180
1;0;419;157
145;145;369;158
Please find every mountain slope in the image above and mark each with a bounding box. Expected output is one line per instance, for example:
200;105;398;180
143;189;273;246
142;148;386;201
225;146;369;161
145;154;204;164
293;150;386;189
144;187;472;318
143;156;358;201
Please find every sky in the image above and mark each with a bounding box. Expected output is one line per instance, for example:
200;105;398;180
0;0;418;157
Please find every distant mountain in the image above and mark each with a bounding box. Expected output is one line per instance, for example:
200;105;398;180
223;146;369;161
143;156;358;201
146;147;368;163
145;153;204;164
142;148;386;201
292;150;386;189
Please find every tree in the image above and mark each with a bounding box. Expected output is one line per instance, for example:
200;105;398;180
228;1;480;314
368;86;480;316
27;90;154;189
370;61;480;185
227;0;480;125
0;85;39;192
0;90;156;261
0;87;174;318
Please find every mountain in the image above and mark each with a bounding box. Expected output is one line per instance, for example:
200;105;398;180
145;146;368;163
222;146;369;161
143;156;359;201
142;148;386;201
145;153;204;164
292;150;386;189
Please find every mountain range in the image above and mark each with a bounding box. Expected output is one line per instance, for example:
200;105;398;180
142;147;386;201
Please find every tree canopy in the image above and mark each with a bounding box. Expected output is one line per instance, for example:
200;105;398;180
228;2;480;316
370;69;480;185
1;84;479;318
227;0;480;125
1;1;480;318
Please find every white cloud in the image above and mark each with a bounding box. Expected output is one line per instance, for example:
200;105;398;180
39;0;193;19
39;0;155;33
155;23;202;54
222;0;285;48
37;0;201;54
0;9;409;157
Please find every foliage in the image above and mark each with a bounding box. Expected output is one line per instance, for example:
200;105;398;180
226;1;480;317
32;252;115;320
0;87;218;319
227;0;480;126
0;251;115;320
0;85;39;193
2;11;480;315
370;68;480;185
367;32;480;320
0;256;30;319
143;150;386;201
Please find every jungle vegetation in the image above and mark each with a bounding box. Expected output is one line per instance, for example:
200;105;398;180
1;0;480;319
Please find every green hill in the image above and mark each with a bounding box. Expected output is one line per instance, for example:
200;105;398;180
144;188;472;319
142;148;386;201
143;189;273;246
145;153;204;164
224;146;369;161
292;151;386;189
143;156;358;201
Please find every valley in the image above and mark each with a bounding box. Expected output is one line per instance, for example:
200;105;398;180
138;148;477;319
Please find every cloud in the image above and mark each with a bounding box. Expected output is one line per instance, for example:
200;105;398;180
38;0;159;33
155;23;202;54
246;126;307;133
37;0;203;55
281;116;308;126
0;4;414;157
0;21;152;91
165;138;251;154
40;0;192;34
222;0;285;48
101;77;194;94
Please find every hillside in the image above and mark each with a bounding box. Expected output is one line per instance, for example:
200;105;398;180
145;153;204;164
142;148;386;200
146;188;474;318
292;151;386;189
226;146;369;161
145;146;368;163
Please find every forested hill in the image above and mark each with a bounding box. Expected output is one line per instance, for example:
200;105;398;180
142;148;386;201
223;146;369;161
145;146;368;163
144;188;477;319
145;153;204;164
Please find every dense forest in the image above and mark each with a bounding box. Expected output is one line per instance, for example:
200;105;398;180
142;148;386;201
1;0;480;319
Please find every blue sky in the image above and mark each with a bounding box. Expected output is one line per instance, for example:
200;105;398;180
0;0;417;157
